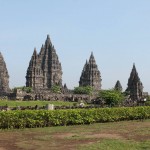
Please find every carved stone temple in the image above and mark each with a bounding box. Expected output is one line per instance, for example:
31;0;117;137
114;80;122;91
26;35;62;90
126;63;143;101
0;52;10;94
79;52;102;90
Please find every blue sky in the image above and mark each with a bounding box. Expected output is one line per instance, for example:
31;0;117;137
0;0;150;92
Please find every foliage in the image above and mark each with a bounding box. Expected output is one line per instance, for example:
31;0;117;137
145;99;150;106
99;90;124;106
0;106;149;129
74;86;93;95
51;85;61;94
13;86;32;93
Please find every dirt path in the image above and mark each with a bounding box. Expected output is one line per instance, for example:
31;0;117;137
0;120;149;150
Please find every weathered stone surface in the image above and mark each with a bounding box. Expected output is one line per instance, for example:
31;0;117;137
79;52;102;90
26;35;62;90
10;88;93;102
0;52;10;93
126;63;143;101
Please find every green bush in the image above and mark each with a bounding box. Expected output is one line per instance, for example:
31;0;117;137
74;86;93;95
51;85;61;94
99;90;124;106
0;106;150;129
145;100;150;106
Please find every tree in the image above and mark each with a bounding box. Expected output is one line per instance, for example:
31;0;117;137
99;89;124;107
73;86;93;95
51;85;61;94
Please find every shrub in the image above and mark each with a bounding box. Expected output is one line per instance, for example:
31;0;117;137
51;85;61;94
99;90;124;106
74;86;93;95
0;106;149;129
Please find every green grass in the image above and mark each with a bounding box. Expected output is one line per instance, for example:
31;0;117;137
79;139;150;150
0;120;149;150
0;100;77;107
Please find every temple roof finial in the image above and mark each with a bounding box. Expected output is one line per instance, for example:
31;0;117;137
47;34;50;39
132;63;137;72
33;47;37;55
91;51;94;57
45;34;51;47
86;59;88;64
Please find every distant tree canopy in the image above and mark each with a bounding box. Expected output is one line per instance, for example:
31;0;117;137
99;89;124;106
51;85;61;94
73;86;93;95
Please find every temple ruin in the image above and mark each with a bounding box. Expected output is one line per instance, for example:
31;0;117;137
79;52;102;90
26;35;62;90
114;80;122;91
0;35;148;102
126;63;143;101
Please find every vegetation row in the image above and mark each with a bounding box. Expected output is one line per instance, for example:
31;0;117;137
0;106;150;129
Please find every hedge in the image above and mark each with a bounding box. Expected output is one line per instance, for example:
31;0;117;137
0;106;150;129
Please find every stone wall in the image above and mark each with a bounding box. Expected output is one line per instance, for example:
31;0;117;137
7;89;95;102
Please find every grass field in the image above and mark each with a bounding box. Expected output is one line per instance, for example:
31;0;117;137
0;100;77;107
0;120;149;150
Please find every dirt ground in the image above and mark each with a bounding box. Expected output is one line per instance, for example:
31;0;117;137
0;120;150;150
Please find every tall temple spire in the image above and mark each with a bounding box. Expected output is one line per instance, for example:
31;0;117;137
26;35;62;90
79;52;102;90
0;52;10;93
126;63;143;101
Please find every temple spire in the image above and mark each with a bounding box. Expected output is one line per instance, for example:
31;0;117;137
26;35;62;89
132;63;137;72
33;48;37;55
126;64;143;101
90;51;94;60
79;52;102;90
0;52;10;93
114;80;122;91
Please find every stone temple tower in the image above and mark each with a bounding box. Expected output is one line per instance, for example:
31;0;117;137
79;52;102;90
0;52;10;93
114;80;122;92
126;63;143;101
26;35;62;90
